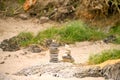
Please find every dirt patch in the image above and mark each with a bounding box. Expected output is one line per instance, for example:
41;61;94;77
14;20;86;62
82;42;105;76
0;18;54;42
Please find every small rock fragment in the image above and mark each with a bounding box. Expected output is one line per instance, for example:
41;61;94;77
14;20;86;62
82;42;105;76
18;13;29;20
27;44;42;53
103;35;116;44
0;61;5;64
39;16;49;24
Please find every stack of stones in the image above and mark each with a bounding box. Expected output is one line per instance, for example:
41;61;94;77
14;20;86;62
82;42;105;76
62;45;74;63
49;41;59;63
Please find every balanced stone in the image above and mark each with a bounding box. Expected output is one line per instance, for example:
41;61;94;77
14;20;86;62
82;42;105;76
62;53;74;63
50;53;58;63
62;44;74;63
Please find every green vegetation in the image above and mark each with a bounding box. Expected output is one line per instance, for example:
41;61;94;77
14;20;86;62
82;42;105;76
0;1;5;11
16;21;120;47
58;21;92;43
58;21;105;43
88;23;120;65
109;24;120;44
16;21;106;46
34;27;59;44
16;32;34;47
18;0;25;4
88;49;120;64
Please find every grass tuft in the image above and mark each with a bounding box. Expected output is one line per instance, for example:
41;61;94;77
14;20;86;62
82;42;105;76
15;21;107;46
16;32;34;47
33;21;106;44
34;27;59;44
109;24;120;44
18;0;25;4
58;21;92;43
88;49;120;64
58;21;105;43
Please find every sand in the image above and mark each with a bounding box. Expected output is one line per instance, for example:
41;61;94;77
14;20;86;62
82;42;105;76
0;18;120;80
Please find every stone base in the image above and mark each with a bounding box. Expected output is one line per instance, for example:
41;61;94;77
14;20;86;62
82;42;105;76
62;54;74;63
49;53;58;63
50;58;58;63
62;58;74;63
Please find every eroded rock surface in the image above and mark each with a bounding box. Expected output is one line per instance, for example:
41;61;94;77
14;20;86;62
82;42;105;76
101;62;120;80
74;66;102;78
15;62;120;80
15;63;102;78
0;73;11;80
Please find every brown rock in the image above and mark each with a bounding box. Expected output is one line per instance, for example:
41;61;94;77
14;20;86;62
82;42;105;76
27;44;42;53
0;61;5;64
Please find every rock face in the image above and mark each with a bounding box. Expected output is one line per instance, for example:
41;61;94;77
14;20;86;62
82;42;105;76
15;63;102;78
15;63;74;78
74;66;102;78
101;62;120;80
15;62;120;79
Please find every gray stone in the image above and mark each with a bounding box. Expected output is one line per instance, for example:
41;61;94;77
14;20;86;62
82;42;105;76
49;41;59;63
18;13;29;20
74;66;102;78
103;35;116;44
0;37;20;51
39;17;49;24
27;44;41;53
15;62;120;79
50;53;58;63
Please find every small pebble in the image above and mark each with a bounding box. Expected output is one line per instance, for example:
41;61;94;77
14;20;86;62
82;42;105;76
0;61;5;64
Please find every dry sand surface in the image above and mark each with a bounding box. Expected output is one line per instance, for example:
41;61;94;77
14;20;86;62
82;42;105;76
0;18;120;80
0;18;53;42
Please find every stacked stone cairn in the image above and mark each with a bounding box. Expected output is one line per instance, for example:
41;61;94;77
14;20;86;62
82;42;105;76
49;40;59;63
62;45;74;63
